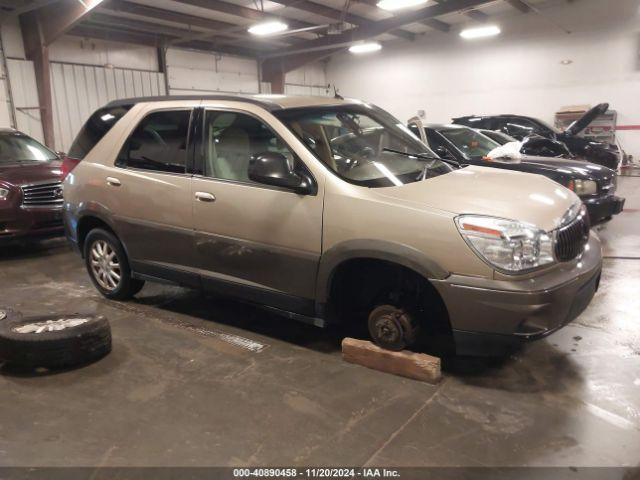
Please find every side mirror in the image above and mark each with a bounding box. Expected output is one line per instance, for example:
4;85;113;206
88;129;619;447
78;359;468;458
248;152;316;195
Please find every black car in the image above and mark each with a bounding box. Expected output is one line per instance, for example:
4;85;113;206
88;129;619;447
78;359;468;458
411;123;624;225
479;129;575;159
452;103;621;170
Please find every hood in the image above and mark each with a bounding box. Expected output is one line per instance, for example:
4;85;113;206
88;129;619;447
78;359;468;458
518;154;614;180
0;160;64;186
374;166;579;232
564;103;608;137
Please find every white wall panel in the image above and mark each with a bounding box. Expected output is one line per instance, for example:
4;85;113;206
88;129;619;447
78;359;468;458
0;17;25;59
50;62;165;151
166;48;259;95
50;36;159;71
285;63;329;97
6;59;43;143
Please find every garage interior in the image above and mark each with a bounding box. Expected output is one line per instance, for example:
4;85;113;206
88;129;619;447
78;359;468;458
1;0;639;474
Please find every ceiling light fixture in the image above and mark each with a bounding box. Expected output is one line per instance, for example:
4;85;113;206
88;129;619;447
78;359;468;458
349;42;382;54
248;20;288;36
377;0;428;11
459;25;501;40
560;59;573;65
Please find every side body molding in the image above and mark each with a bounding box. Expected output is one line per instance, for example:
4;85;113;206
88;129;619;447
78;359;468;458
315;239;450;305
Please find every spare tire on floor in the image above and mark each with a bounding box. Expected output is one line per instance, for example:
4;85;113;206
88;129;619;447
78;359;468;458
0;307;22;323
0;313;111;370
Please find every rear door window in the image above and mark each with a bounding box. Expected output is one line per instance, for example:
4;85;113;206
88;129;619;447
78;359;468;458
68;105;132;160
117;109;192;174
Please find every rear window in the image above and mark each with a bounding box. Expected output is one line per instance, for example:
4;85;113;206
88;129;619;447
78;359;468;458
68;105;132;160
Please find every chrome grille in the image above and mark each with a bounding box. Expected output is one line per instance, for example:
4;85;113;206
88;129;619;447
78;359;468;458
555;210;590;262
21;182;64;208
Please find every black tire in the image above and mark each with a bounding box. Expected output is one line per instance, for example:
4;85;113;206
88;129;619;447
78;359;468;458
368;304;420;352
84;228;144;300
0;314;111;370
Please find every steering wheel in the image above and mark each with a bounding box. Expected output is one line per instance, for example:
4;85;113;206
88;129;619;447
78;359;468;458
345;146;376;171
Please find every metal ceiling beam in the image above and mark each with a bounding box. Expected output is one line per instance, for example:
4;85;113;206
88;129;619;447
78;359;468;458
87;11;293;49
35;0;105;46
422;18;451;33
262;0;494;59
504;0;532;13
172;0;318;32
0;0;58;24
268;0;415;42
432;0;489;22
101;1;303;49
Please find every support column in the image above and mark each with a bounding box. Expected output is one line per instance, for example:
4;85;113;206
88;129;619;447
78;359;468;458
260;59;285;94
20;11;55;148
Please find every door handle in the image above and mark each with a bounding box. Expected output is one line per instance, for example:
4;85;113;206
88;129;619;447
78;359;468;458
195;191;216;202
106;177;121;187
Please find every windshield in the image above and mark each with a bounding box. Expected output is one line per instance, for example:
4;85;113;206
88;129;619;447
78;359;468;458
482;130;516;145
438;128;501;160
274;105;453;187
0;132;58;164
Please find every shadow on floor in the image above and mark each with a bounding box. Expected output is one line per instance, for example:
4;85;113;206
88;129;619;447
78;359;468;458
0;237;69;261
442;341;584;394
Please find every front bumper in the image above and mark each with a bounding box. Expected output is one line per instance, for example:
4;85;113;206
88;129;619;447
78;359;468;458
0;206;64;244
583;194;625;225
431;235;602;356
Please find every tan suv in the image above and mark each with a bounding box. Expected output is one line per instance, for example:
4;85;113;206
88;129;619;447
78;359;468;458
63;95;602;355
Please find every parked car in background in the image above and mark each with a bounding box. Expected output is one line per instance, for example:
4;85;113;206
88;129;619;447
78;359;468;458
479;129;574;159
452;103;621;170
64;95;602;356
410;123;624;225
0;129;75;245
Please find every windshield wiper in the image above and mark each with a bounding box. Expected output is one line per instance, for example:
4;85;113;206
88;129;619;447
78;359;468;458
382;148;463;168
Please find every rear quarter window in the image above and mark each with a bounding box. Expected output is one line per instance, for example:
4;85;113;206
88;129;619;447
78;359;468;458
68;105;132;160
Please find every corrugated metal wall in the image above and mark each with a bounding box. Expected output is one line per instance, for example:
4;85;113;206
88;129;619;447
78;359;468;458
6;58;44;143
50;62;165;151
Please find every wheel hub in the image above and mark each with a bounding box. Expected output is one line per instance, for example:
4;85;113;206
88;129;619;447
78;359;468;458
375;315;401;343
90;240;121;291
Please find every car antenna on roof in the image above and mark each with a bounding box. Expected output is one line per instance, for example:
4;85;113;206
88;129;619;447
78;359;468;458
333;85;344;100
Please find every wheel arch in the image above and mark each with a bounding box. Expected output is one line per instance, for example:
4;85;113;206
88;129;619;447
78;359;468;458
75;207;121;258
316;239;449;306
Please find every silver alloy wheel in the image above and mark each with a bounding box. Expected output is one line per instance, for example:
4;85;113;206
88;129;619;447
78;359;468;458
12;317;91;334
90;240;121;291
0;310;6;321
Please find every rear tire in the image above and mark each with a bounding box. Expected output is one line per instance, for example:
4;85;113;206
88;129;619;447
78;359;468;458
84;229;144;300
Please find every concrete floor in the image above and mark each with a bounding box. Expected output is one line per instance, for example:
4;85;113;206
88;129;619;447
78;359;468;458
0;177;639;469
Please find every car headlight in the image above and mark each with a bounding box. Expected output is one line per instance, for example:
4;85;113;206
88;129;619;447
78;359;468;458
568;179;597;196
456;215;555;273
0;187;9;200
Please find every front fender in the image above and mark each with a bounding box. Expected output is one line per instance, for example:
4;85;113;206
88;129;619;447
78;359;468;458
315;239;450;304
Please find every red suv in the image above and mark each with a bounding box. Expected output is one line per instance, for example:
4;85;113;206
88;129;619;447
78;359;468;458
0;129;74;244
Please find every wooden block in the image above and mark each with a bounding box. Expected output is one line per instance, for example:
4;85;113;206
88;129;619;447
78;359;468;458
342;338;441;384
